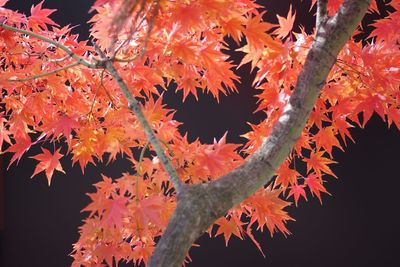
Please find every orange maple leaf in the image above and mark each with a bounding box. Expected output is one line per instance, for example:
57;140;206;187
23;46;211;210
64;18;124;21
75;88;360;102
215;216;243;246
275;160;299;188
304;150;337;178
0;116;11;151
304;173;331;204
244;13;276;50
313;126;343;157
30;147;65;185
246;188;294;237
273;4;296;39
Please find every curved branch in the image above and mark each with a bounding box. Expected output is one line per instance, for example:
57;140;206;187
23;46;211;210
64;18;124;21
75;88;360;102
149;0;371;266
103;59;184;193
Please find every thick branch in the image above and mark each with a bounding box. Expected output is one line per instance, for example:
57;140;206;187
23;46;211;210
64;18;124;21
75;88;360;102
103;60;184;193
149;0;371;266
0;23;97;69
316;0;328;28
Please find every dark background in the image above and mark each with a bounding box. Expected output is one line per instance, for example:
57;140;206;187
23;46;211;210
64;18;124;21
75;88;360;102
1;0;399;266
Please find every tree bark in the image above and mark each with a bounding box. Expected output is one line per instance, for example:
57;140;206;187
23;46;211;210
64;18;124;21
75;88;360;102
148;1;372;266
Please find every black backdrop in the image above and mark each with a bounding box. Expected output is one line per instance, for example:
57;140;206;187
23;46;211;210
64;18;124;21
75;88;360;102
1;1;399;266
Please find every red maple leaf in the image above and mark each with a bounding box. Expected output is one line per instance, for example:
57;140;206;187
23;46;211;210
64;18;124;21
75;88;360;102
304;173;331;204
44;113;80;143
28;0;59;30
30;148;65;185
287;184;307;207
275;160;299;188
101;196;129;228
6;137;32;168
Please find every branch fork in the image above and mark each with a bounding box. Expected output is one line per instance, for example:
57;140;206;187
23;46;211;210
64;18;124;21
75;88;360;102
0;1;372;265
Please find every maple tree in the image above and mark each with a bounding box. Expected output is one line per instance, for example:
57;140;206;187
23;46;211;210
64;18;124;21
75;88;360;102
1;0;399;266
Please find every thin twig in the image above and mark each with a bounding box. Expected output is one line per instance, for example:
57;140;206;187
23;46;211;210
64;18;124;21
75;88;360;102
136;143;148;204
109;0;142;53
111;0;148;57
112;0;159;62
89;69;106;115
0;23;98;69
94;45;184;193
140;0;159;59
100;83;116;108
6;61;80;82
47;55;72;63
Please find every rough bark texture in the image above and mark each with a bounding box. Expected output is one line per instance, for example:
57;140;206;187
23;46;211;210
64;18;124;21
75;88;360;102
148;1;372;266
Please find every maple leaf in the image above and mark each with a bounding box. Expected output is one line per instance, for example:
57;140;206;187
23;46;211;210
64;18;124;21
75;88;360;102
370;10;400;43
0;116;11;151
273;4;296;39
287;184;307;207
101;196;129;228
313;126;343;157
354;93;387;127
172;4;203;31
95;246;115;267
304;150;337;178
196;132;242;178
331;115;355;145
6;137;32;168
304;173;331;204
30;148;65;185
215;216;243;246
220;16;245;44
275;160;299;188
28;1;59;30
131;195;165;230
132;241;155;266
43;113;80;144
245;188;294;237
71;127;102;172
255;83;289;113
244;13;276;51
387;106;400;130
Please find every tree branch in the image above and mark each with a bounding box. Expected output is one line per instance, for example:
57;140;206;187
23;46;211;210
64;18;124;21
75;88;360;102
148;0;372;266
1;22;183;192
316;0;328;28
102;58;184;193
6;61;80;82
0;23;97;69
